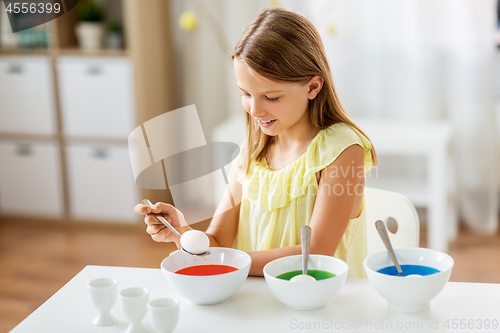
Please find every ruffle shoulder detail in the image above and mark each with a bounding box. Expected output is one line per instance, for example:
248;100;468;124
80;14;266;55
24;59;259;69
238;123;373;211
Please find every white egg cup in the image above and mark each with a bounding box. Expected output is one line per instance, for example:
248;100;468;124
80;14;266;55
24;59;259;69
148;298;179;333
87;278;118;326
119;287;149;333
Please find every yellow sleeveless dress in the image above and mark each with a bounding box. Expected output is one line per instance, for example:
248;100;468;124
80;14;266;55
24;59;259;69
234;122;374;278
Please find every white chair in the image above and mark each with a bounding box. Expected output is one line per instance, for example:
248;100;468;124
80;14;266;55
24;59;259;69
365;187;420;256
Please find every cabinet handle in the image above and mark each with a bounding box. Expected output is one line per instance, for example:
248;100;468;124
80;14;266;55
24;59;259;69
7;64;23;74
16;143;32;156
93;147;108;159
87;66;102;75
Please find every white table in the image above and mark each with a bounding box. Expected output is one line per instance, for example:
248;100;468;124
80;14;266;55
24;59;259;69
11;265;500;333
359;120;456;252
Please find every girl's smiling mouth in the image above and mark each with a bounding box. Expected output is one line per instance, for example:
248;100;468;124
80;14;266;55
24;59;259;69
257;119;277;127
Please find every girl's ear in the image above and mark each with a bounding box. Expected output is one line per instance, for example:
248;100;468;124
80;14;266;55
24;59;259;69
307;75;324;100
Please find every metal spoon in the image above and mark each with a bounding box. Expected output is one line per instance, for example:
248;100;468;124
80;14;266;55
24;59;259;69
290;225;316;282
375;220;403;275
141;199;210;256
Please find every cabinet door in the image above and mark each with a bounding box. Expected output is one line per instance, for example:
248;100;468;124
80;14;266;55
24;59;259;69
0;56;57;135
57;57;136;138
0;141;63;217
66;143;139;222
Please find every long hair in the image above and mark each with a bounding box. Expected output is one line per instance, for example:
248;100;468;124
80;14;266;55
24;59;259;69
231;8;376;173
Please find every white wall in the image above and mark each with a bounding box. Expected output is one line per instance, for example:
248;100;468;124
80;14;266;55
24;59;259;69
169;0;262;141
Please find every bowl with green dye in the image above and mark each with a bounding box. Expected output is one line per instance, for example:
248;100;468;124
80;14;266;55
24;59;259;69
263;254;348;310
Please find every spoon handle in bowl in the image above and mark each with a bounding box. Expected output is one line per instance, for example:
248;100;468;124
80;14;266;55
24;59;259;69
141;199;182;240
301;225;312;275
375;220;403;274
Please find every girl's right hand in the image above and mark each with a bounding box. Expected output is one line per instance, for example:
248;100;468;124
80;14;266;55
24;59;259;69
134;202;192;248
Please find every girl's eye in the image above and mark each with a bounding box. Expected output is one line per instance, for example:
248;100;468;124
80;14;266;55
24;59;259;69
266;96;279;101
241;92;251;97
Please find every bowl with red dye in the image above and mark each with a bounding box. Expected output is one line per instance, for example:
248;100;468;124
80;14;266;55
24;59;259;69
161;247;251;305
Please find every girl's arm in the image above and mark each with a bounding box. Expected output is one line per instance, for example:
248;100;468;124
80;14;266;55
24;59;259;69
203;165;242;248
308;144;365;256
247;144;365;276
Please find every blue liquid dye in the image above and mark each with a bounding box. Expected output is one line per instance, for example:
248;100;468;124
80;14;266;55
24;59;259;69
377;264;440;276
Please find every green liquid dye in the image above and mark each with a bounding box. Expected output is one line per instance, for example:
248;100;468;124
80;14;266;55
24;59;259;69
276;270;336;281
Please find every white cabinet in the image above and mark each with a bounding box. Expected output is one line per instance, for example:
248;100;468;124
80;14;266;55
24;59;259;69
65;143;139;222
59;56;140;223
0;55;141;224
0;140;63;217
57;57;136;138
0;56;57;135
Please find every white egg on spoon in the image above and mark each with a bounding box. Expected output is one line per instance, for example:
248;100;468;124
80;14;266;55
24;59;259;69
142;199;210;256
180;230;210;256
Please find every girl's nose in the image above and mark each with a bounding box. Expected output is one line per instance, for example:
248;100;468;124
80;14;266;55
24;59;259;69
249;100;266;118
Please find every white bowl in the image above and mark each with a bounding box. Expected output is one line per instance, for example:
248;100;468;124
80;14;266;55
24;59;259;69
263;255;348;310
364;247;454;312
161;247;251;305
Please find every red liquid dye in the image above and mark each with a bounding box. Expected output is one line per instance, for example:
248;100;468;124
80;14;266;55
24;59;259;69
175;264;238;276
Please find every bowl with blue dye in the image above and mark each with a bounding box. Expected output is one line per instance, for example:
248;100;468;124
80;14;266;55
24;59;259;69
363;247;454;312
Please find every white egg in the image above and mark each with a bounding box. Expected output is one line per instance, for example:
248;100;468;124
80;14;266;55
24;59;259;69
180;230;210;255
290;274;316;283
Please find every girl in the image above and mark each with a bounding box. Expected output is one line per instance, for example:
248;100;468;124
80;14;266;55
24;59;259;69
134;8;376;278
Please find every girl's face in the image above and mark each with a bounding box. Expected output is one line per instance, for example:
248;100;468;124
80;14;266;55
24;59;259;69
234;58;322;137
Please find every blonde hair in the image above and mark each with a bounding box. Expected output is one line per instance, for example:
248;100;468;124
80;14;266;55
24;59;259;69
231;8;376;173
